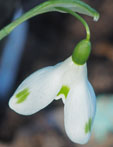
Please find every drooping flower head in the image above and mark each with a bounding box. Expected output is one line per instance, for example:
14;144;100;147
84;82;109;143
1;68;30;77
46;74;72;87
9;39;96;144
7;0;99;143
0;0;99;144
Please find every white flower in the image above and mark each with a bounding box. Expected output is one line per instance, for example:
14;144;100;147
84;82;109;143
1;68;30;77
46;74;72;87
9;56;96;144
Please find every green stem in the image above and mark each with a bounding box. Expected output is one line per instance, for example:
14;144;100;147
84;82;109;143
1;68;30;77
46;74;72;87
0;1;52;40
0;1;91;41
57;7;90;41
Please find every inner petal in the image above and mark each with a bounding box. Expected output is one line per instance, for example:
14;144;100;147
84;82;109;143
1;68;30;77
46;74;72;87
55;85;70;103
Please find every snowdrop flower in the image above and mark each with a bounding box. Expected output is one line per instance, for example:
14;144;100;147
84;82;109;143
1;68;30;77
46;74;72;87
9;40;96;144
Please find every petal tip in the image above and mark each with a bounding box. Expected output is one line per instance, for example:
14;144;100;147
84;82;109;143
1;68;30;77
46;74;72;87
65;126;91;144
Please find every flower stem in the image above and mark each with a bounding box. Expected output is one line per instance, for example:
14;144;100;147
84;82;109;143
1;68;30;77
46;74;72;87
0;3;91;41
0;1;50;40
56;7;90;41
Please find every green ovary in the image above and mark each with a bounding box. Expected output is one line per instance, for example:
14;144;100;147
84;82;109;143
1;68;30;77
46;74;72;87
85;118;92;134
16;88;30;103
57;85;70;98
72;39;91;65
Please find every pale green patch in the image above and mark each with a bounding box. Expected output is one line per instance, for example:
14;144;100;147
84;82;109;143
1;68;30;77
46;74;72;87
57;85;70;98
85;123;89;134
85;118;92;134
16;88;30;103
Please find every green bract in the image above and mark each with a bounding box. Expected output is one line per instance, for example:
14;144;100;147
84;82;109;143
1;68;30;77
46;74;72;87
0;0;99;40
72;39;91;65
49;0;99;21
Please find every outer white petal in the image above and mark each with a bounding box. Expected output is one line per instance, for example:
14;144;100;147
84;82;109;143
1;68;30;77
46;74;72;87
9;63;63;115
64;79;96;144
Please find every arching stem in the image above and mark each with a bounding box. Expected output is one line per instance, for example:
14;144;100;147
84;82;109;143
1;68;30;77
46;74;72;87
57;7;90;41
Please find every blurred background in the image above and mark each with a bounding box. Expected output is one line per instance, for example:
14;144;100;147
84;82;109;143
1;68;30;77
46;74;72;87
0;0;113;147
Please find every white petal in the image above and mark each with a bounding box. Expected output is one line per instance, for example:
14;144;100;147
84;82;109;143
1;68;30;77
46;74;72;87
64;80;96;144
55;57;87;104
9;64;62;115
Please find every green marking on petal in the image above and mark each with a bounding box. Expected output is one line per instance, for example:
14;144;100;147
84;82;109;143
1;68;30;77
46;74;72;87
85;123;89;134
89;118;92;132
16;88;30;103
85;117;92;134
57;85;70;98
